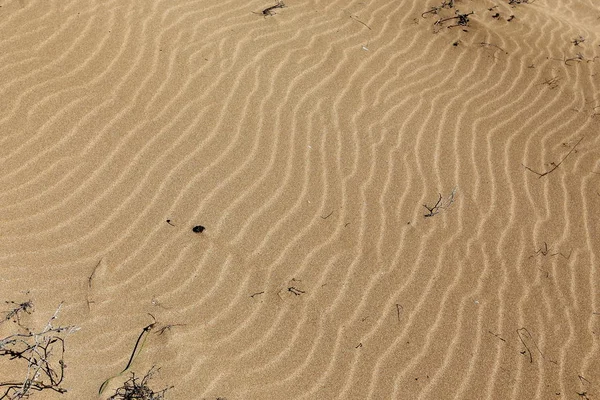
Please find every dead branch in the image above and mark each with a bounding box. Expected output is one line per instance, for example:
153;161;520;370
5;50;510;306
422;0;455;18
1;301;33;328
423;187;457;218
565;53;584;66
253;0;285;17
479;42;508;54
435;11;474;28
0;302;78;399
108;366;172;400
424;194;443;217
572;36;585;46
523;137;584;178
509;0;535;4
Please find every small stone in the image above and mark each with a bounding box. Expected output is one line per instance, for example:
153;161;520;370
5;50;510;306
192;225;205;233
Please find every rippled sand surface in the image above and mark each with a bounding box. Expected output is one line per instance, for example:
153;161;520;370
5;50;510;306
1;0;600;398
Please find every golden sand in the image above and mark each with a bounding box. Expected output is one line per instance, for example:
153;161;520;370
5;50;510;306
1;0;599;398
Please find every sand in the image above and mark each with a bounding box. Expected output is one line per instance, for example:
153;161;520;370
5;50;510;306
0;0;599;398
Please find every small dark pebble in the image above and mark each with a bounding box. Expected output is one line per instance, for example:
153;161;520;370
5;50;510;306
192;225;205;233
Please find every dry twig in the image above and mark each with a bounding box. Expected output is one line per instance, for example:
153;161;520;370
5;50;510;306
422;0;455;18
523;137;584;178
0;302;78;399
1;301;33;328
423;187;457;217
253;0;285;17
108;367;171;400
435;11;474;28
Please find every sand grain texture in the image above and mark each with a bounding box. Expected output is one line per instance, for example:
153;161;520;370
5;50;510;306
1;0;600;399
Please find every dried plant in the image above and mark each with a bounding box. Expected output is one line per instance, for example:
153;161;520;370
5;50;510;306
422;0;455;18
1;301;33;328
423;187;457;217
434;10;475;28
0;302;78;399
108;367;171;400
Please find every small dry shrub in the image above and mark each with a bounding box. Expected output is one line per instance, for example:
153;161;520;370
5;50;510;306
0;301;78;399
108;367;171;400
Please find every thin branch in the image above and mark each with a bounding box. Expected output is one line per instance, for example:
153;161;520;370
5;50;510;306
423;187;457;218
88;259;102;288
565;53;584;66
422;0;454;18
321;210;334;219
423;193;442;217
479;42;508;54
0;302;77;399
108;366;172;400
523;137;583;178
350;15;372;30
435;11;474;28
516;327;544;363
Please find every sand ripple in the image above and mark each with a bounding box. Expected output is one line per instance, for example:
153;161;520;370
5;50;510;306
1;0;599;398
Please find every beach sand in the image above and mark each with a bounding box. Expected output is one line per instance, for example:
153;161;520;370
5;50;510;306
1;0;599;398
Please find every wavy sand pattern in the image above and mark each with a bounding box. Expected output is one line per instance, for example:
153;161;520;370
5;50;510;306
1;0;599;398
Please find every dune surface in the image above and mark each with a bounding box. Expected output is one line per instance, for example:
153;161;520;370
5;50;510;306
1;0;600;398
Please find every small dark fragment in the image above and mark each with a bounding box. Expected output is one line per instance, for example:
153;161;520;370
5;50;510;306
192;225;205;233
492;13;500;18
